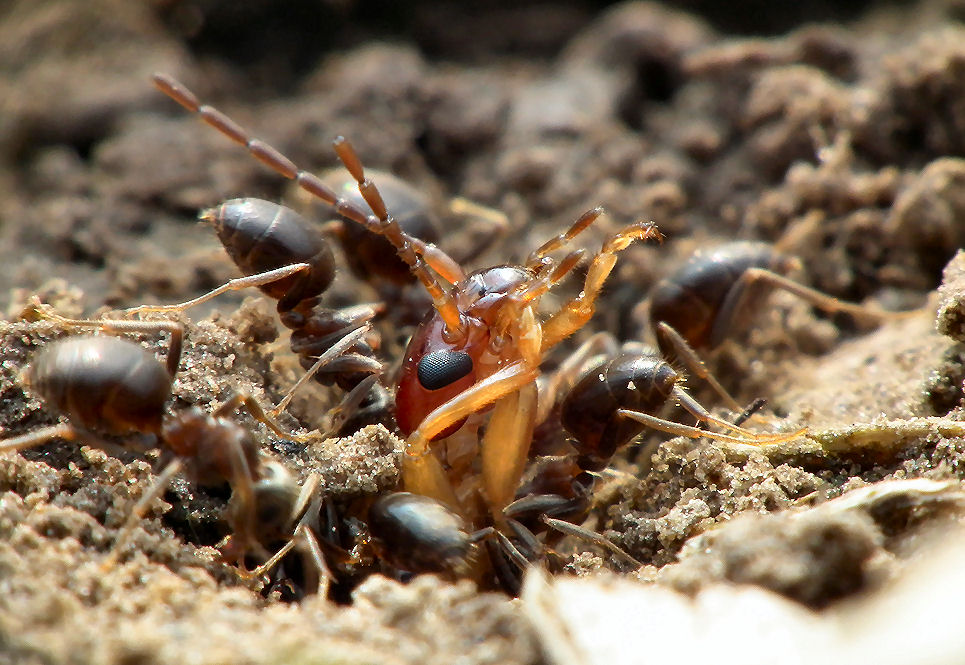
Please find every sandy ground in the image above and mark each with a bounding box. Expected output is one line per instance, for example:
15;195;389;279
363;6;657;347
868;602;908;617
3;1;965;663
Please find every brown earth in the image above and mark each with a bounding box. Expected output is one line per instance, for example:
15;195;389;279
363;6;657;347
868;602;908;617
2;1;965;664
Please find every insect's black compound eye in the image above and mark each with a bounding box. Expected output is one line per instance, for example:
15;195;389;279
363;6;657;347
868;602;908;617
417;350;473;390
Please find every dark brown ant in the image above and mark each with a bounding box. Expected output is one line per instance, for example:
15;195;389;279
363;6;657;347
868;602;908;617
220;462;339;598
532;333;789;470
559;348;791;472
0;309;297;568
367;489;641;593
648;240;918;411
366;491;526;587
126;197;383;393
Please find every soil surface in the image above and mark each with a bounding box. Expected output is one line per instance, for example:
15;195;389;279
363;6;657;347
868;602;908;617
3;1;965;664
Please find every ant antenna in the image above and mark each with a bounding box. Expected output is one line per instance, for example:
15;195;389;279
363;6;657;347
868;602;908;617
152;73;466;338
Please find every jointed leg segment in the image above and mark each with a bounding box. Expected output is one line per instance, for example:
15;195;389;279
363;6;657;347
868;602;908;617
540;221;662;352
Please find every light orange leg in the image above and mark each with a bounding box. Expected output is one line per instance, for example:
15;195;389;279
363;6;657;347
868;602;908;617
513;207;605;309
122;263;310;316
525;207;604;269
102;458;183;570
481;381;538;522
409;237;466;286
402;361;540;508
540;222;662;352
512;250;586;307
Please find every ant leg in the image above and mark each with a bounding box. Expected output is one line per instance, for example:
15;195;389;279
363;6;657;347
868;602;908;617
485;530;531;593
447;196;510;259
672;385;805;443
540;222;663;352
402;361;540;508
448;197;510;236
618;409;804;447
214;391;302;442
505;518;544;563
272;323;375;417
494;528;536;572
222;438;259;566
0;423;76;454
481;382;538;521
28;301;184;376
297;524;333;597
655;322;744;413
235;470;323;581
541;515;642;568
709;267;918;348
248;485;332;597
122;263;310;316
504;494;582;520
289;472;322;527
320;374;380;437
247;535;297;580
482;524;539;570
102;458;184;570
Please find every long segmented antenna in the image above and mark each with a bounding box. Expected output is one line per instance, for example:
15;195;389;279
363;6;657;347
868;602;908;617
151;73;466;338
332;136;464;336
